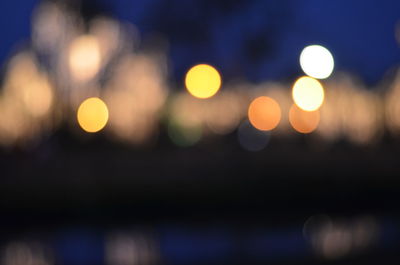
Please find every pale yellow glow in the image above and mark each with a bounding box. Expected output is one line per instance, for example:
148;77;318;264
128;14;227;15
0;52;56;147
248;96;281;131
0;98;30;146
185;64;221;99
69;35;101;82
205;91;242;135
23;75;53;117
344;90;379;145
77;97;109;133
5;53;38;91
300;45;334;79
292;76;325;111
104;54;168;145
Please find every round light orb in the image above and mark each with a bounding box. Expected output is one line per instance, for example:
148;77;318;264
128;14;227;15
300;45;334;79
185;64;221;99
248;96;281;131
69;35;101;82
289;104;320;134
237;120;270;152
292;76;325;111
168;120;202;147
23;77;53;117
77;97;109;133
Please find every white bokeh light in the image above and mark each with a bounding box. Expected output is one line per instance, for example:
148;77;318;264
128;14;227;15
300;45;334;79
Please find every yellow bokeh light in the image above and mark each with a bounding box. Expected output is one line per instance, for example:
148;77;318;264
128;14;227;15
69;35;101;82
300;45;334;79
77;97;109;133
185;64;221;99
289;104;320;134
292;76;325;111
248;96;281;131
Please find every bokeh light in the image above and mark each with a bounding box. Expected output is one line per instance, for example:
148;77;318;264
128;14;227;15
22;74;54;118
316;95;341;141
204;91;244;135
168;93;204;146
90;17;123;65
0;52;57;147
0;0;396;152
32;2;65;53
300;45;334;79
0;97;32;146
77;97;109;133
257;84;293;135
185;64;221;99
343;88;381;145
289;104;320;134
3;241;53;265
292;76;325;111
385;69;400;135
106;231;158;265
303;215;379;260
248;96;281;131
104;54;168;145
68;35;101;82
169;93;205;126
237;120;270;151
3;52;54;118
168;120;203;147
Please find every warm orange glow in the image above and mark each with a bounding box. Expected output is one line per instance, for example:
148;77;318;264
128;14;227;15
292;76;325;111
77;97;109;133
385;71;400;134
289;104;320;133
0;97;30;146
185;64;221;99
248;96;281;131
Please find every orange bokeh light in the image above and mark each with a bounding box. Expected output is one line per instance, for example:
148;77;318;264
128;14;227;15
248;96;281;131
289;104;320;134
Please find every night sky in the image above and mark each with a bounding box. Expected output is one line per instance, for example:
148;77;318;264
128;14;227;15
0;0;400;86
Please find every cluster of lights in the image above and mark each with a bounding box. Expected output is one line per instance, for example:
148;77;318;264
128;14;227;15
234;44;333;149
303;215;379;259
178;44;333;144
75;44;332;138
0;1;399;151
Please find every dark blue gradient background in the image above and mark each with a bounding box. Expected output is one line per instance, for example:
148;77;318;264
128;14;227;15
0;0;399;85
